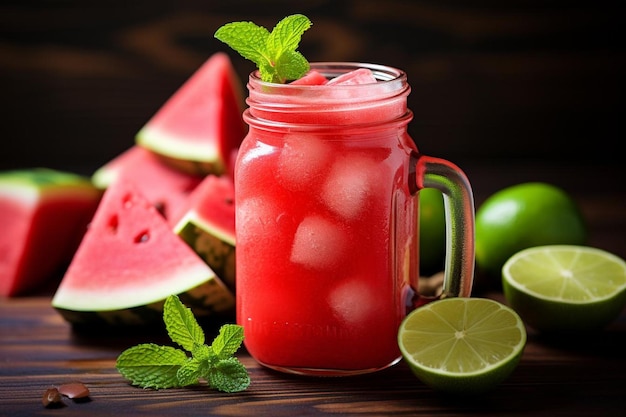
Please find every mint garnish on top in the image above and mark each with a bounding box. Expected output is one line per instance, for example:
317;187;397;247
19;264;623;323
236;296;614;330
214;14;312;84
116;295;250;393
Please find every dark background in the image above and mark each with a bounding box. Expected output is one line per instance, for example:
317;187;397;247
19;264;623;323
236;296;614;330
1;0;624;185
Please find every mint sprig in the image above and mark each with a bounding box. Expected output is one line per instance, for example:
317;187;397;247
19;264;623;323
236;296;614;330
214;14;312;83
116;295;250;393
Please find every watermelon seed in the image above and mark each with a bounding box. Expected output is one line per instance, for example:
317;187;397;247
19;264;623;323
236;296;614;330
134;230;150;243
42;387;64;408
107;215;119;233
122;192;134;208
58;381;90;400
154;201;167;217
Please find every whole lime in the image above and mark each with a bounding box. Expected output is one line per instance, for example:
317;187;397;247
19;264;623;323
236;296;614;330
475;182;587;279
419;188;446;275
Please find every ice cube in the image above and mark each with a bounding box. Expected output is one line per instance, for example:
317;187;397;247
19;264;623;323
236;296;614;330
236;196;280;247
277;133;332;192
327;68;377;85
321;155;380;221
328;279;378;325
290;215;346;270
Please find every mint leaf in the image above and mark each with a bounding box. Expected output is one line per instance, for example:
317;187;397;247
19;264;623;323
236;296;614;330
116;296;249;393
192;343;212;361
207;357;251;393
214;22;270;69
210;324;244;360
267;13;311;55
176;357;203;387
215;14;312;83
163;294;205;352
275;51;309;81
116;343;188;389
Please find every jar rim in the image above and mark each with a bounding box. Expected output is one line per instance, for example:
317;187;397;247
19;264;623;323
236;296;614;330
245;62;411;128
249;62;407;87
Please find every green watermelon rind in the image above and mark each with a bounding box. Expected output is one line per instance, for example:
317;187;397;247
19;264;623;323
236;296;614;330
53;269;235;326
1;168;100;200
51;261;234;312
175;212;236;293
136;125;221;164
134;52;246;177
176;210;236;246
91;164;117;190
143;147;225;177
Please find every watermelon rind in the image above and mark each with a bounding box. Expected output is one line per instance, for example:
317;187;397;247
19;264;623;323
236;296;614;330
51;179;234;326
135;52;246;176
0;168;102;297
173;175;236;292
175;215;236;293
1;168;100;200
54;278;235;327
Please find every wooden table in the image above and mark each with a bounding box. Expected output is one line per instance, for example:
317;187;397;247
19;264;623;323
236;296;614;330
1;164;625;416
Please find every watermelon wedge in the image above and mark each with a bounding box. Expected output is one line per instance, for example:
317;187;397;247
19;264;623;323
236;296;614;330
173;175;236;293
52;178;234;326
135;52;247;176
91;145;204;224
0;168;101;297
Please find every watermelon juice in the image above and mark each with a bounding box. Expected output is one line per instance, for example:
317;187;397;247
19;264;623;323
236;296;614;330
235;63;475;376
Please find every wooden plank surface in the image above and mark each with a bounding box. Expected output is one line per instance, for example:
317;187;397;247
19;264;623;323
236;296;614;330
1;293;625;416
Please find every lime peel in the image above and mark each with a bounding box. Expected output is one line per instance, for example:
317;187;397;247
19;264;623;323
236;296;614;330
502;245;626;333
475;182;587;279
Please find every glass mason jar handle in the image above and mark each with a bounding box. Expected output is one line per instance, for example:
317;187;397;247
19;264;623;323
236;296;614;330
411;152;475;299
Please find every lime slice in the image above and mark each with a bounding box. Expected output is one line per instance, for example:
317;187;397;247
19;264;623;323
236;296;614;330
502;245;626;333
398;298;526;393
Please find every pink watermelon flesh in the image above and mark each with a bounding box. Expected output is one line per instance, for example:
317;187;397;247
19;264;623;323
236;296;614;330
0;169;101;297
91;146;204;224
51;178;223;312
290;70;328;85
135;52;247;175
172;175;235;239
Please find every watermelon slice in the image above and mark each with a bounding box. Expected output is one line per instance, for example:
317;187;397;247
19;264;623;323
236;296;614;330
0;168;101;297
173;175;236;293
52;178;234;326
92;146;204;224
135;52;247;176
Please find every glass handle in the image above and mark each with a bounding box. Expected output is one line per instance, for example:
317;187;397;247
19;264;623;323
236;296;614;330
411;152;475;299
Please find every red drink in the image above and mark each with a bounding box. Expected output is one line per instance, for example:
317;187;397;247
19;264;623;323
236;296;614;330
235;63;474;376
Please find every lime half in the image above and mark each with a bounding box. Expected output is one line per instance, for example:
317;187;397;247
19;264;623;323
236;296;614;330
502;245;626;333
398;298;526;393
